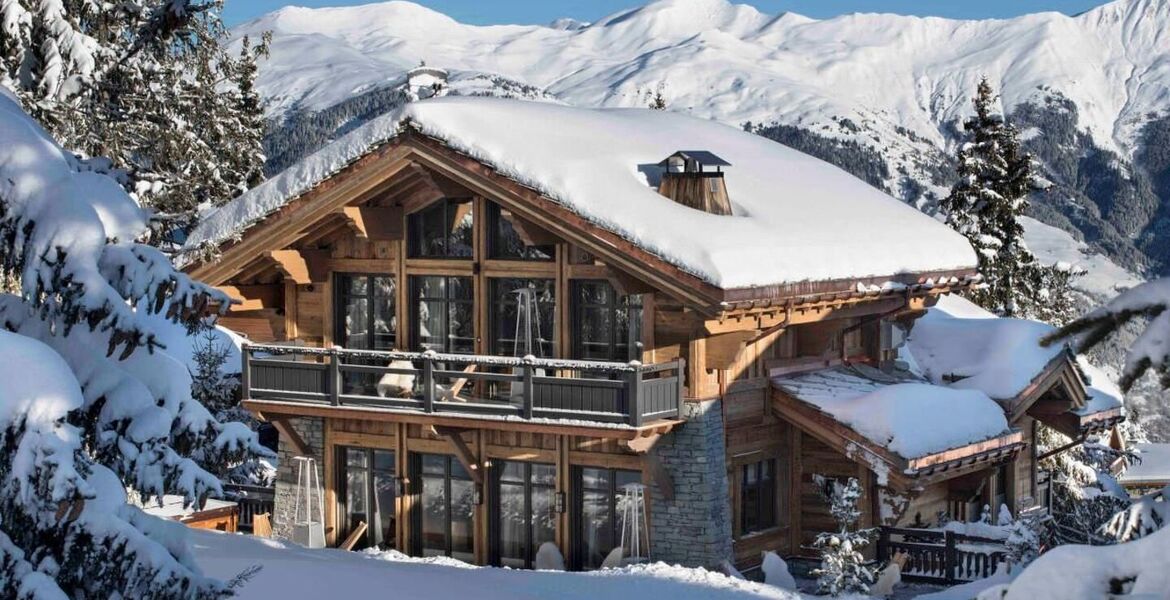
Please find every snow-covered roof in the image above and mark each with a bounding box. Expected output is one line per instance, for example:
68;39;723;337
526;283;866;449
771;365;1012;459
1120;443;1170;486
905;295;1066;401
905;295;1124;418
185;97;977;290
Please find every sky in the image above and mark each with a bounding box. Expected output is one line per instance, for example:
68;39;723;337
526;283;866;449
223;0;1109;26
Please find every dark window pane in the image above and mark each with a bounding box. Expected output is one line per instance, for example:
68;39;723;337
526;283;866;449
337;274;396;353
576;467;641;571
421;475;447;557
451;478;476;562
499;482;525;568
572;281;643;362
422;454;447;475
490;278;556;358
741;459;777;535
409;199;474;259
412;276;474;354
488;203;554;261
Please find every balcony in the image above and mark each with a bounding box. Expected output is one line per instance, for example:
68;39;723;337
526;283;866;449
241;344;685;427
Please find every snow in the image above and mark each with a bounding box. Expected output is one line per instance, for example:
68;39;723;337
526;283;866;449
906;295;1066;401
1073;357;1124;417
1021;216;1143;299
189;529;809;599
185;96;976;289
989;525;1170;599
236;0;1170;160
1120;443;1170;486
771;366;1011;459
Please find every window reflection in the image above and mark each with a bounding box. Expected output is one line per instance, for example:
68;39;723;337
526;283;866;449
408;199;474;259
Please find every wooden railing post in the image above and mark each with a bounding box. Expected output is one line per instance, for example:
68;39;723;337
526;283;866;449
329;350;341;406
944;530;957;585
628;366;642;427
423;357;435;413
877;526;888;562
240;344;251;401
522;363;534;419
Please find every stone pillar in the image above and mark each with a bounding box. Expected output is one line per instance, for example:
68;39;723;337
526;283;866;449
648;399;733;567
272;416;325;540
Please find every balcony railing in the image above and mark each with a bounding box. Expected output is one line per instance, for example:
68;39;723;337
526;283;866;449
241;344;685;426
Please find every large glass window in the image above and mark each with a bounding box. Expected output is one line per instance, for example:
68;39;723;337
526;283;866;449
571;281;643;362
335;274;396;350
338;447;396;550
740;459;776;535
414;454;475;562
491;461;556;569
411;276;474;353
408;198;474;259
487;203;554;261
575;467;642;570
489;278;555;358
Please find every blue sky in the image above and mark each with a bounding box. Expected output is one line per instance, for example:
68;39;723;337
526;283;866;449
223;0;1108;26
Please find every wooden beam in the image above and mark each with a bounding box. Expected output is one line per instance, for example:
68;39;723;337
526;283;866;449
270;417;312;457
269;250;311;285
344;205;404;241
433;426;484;485
339;521;368;551
220;284;281;312
705;330;758;370
340;206;369;239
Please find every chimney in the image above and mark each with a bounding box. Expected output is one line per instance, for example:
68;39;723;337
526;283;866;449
656;151;732;215
404;61;449;102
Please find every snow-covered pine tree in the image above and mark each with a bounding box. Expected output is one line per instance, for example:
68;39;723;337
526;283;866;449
810;476;878;596
0;75;266;596
1036;425;1132;545
942;78;1077;321
0;0;268;247
1044;278;1170;392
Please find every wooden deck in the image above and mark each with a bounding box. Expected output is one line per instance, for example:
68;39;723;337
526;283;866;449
242;344;685;427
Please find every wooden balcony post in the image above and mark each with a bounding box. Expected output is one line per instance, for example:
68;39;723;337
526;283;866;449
522;363;535;419
423;358;435;413
675;358;686;420
628;367;642;427
240;345;251;401
329;351;341;406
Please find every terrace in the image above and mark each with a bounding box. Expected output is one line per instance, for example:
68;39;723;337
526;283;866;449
241;344;686;427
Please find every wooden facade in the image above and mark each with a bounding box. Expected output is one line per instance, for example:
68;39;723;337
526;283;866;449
185;128;1103;570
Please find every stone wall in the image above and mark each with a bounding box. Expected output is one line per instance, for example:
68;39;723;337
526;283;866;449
272;416;325;540
649;399;733;567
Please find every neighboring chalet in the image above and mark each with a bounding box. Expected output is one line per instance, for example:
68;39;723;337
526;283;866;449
181;97;1123;571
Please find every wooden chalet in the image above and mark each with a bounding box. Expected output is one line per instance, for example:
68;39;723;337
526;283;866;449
181;97;1121;571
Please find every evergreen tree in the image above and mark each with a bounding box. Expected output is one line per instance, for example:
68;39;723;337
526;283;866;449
943;78;1078;320
810;476;877;596
0;74;265;597
0;0;268;247
1044;278;1170;391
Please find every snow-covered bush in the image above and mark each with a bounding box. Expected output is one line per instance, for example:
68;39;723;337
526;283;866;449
1100;486;1169;543
810;476;877;596
0;81;265;596
1003;509;1048;571
1037;426;1132;545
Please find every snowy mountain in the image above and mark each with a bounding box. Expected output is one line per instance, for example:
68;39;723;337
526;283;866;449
239;0;1170;280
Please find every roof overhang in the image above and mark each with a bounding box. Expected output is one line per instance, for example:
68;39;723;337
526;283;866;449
771;385;1023;490
183;128;979;314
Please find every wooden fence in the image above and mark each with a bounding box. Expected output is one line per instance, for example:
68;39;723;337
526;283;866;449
876;526;1007;584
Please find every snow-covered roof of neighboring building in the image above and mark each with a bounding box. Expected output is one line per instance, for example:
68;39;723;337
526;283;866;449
184;97;977;290
771;365;1012;459
905;295;1066;401
1120;443;1170;486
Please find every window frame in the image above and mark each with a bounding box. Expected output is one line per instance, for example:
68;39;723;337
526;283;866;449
486;202;555;261
409;275;475;354
571;465;643;570
334;273;397;350
489;460;557;569
336;445;397;550
407;197;475;259
488;277;557;359
739;458;778;536
570;280;643;362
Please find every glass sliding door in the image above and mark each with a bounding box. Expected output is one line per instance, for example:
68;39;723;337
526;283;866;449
574;466;642;570
410;276;474;354
491;461;556;569
335;274;397;395
571;281;643;362
337;447;396;550
413;453;475;562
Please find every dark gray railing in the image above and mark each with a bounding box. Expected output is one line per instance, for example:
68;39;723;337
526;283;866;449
221;484;275;533
242;344;685;426
876;526;1008;584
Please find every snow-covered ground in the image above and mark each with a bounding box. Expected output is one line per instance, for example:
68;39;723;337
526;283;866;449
1021;216;1143;299
190;530;814;599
